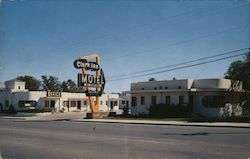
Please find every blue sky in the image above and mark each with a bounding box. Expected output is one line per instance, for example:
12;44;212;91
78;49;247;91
0;0;249;92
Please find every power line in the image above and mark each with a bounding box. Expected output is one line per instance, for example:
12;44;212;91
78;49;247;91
108;51;248;82
49;3;245;57
100;4;247;61
108;47;249;79
98;3;245;47
108;25;248;60
102;3;246;46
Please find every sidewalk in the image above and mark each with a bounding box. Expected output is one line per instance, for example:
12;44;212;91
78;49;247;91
1;113;249;128
0;112;86;121
72;118;250;128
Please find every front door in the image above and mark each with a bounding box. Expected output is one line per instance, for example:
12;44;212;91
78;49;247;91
110;101;114;110
189;95;194;112
77;101;81;110
51;100;55;108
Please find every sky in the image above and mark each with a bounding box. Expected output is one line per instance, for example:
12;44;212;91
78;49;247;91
0;0;249;93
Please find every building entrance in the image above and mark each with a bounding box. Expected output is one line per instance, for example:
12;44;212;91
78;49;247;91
51;100;55;108
77;101;81;110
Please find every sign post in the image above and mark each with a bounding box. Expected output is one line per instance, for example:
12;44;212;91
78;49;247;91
74;54;106;117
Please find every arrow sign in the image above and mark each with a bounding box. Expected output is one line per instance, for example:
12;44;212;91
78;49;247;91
100;69;106;91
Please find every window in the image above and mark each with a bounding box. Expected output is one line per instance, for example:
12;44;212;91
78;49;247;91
106;101;108;105
63;101;69;107
165;86;168;89
45;100;56;108
151;96;156;105
100;101;103;105
141;96;145;105
18;101;37;108
179;96;184;105
18;86;21;89
131;97;137;107
45;100;50;107
71;101;76;107
202;96;225;108
178;86;182;89
114;101;118;106
84;100;87;105
165;96;170;105
122;101;126;104
159;86;163;89
154;87;157;90
142;88;144;90
5;100;9;107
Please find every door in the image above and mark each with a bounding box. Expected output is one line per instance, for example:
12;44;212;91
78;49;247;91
110;101;114;110
51;100;55;108
77;101;81;110
189;95;194;111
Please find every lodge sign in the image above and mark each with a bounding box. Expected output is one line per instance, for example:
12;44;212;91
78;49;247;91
47;90;61;97
74;59;100;71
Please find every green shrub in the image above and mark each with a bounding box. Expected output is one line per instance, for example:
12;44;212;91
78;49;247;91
122;107;130;115
1;110;17;114
148;103;192;118
19;108;53;113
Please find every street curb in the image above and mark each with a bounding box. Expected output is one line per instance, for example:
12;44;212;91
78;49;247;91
71;119;250;128
0;117;27;120
1;116;249;128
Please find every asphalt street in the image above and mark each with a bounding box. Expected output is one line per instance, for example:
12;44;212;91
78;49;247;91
0;119;249;159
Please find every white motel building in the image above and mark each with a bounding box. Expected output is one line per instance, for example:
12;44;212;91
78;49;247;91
0;78;247;118
129;78;246;118
0;79;120;113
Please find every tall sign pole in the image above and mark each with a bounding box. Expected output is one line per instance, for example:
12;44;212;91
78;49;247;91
74;54;105;114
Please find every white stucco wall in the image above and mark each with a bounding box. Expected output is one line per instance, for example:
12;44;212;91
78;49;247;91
0;89;120;113
130;92;190;115
191;79;242;90
5;80;28;92
119;94;131;109
130;78;244;117
131;79;192;91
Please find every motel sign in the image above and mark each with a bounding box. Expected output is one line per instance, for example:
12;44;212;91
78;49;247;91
74;56;105;97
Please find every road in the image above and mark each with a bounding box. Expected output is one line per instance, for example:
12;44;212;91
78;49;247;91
0;119;249;159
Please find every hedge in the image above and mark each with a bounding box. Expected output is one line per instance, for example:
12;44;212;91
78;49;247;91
148;103;192;118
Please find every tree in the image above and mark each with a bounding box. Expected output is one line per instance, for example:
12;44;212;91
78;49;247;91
225;52;250;90
61;79;77;92
17;75;40;91
61;81;69;92
149;77;156;81
41;75;61;91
